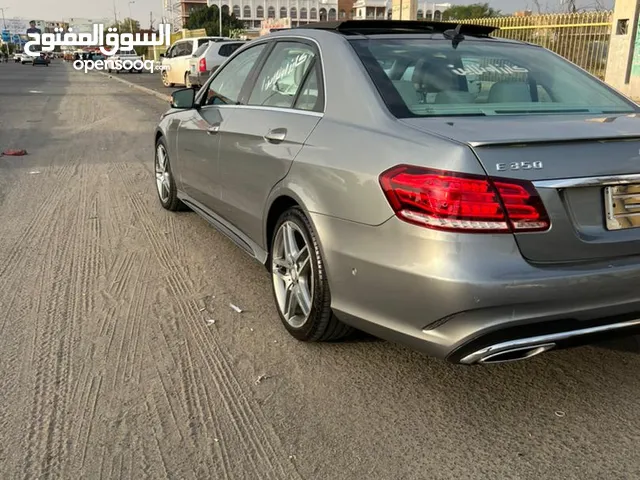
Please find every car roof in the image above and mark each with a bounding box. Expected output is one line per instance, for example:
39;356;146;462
264;20;534;47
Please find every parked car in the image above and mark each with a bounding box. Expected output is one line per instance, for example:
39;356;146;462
153;20;640;365
107;48;143;73
187;40;247;88
160;36;229;87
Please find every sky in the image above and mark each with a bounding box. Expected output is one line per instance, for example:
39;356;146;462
0;0;616;28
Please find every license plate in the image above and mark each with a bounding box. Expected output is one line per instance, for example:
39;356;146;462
604;184;640;230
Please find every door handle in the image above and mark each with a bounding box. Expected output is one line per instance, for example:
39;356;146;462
264;128;287;143
207;124;220;135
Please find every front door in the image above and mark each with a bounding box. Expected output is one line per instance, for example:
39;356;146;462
176;42;269;213
217;40;324;244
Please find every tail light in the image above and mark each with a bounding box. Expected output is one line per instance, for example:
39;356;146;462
379;165;550;233
198;58;207;72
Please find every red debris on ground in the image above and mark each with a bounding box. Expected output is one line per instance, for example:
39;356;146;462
1;149;28;156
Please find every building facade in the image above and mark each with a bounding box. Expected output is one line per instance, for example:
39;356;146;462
416;2;451;20
181;0;208;25
207;0;339;30
176;0;447;32
347;0;451;21
352;0;389;20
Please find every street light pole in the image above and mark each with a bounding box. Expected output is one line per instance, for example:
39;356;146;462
0;7;8;30
0;7;10;56
219;0;222;37
128;1;136;33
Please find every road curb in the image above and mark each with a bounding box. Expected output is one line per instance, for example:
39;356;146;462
97;71;171;103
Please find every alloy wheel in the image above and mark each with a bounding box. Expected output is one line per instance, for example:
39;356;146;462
272;221;314;329
155;143;171;203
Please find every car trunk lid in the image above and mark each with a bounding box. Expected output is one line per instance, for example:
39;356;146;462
401;114;640;263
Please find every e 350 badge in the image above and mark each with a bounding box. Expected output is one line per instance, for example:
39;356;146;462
496;161;543;171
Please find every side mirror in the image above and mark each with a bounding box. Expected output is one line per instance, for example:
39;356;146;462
170;88;196;109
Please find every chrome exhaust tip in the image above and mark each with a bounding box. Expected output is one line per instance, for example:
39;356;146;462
457;318;640;365
476;343;556;365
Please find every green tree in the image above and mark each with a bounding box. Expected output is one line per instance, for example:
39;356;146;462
228;28;246;39
110;18;141;34
442;3;501;20
185;5;244;37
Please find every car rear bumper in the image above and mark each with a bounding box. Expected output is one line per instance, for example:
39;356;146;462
188;71;208;86
310;213;640;364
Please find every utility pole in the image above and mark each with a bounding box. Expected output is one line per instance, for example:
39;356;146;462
129;0;136;33
113;0;118;25
219;1;222;36
0;7;8;30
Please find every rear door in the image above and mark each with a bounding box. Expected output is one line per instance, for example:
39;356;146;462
216;40;323;243
176;42;269;210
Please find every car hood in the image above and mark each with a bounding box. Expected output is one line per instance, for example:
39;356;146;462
399;113;640;147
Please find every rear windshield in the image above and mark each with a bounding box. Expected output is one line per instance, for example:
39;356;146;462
194;42;211;56
350;37;638;117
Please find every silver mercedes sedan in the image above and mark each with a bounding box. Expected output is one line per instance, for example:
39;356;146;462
154;20;640;365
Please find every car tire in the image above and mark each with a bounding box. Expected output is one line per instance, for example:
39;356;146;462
154;137;186;212
162;70;174;88
270;207;354;342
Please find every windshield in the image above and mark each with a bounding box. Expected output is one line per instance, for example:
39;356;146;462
350;37;638;117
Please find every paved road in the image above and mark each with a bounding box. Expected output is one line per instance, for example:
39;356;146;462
2;59;640;480
103;65;183;95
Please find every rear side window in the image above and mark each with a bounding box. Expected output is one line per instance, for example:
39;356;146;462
350;38;638;117
173;41;192;57
218;43;245;57
198;38;213;48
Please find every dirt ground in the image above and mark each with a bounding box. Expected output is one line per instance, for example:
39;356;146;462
1;61;640;480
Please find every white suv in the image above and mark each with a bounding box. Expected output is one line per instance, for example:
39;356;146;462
187;40;247;88
160;36;229;87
